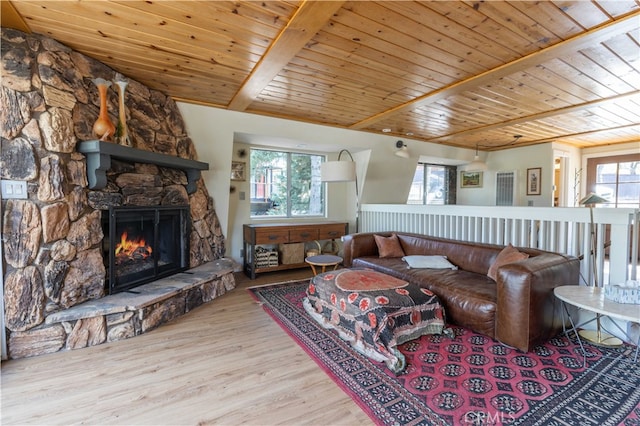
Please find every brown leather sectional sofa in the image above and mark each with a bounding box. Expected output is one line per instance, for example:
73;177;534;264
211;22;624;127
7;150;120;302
342;232;580;352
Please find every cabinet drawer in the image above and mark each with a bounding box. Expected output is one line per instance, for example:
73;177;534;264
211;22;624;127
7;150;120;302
289;228;319;242
255;230;289;244
319;224;346;239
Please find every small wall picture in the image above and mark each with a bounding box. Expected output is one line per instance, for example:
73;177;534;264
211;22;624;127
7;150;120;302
527;167;541;195
460;171;483;188
231;161;246;181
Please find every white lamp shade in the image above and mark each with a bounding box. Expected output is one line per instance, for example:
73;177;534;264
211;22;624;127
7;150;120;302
580;192;609;205
465;155;487;171
394;146;410;158
321;160;356;182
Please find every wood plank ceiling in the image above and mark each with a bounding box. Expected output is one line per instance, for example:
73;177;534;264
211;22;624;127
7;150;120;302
2;1;639;151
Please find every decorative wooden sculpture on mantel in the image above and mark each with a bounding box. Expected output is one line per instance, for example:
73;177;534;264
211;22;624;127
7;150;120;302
114;75;132;147
91;77;116;142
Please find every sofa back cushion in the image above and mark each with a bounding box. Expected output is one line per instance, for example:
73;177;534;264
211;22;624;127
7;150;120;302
397;233;504;275
487;244;529;281
374;233;406;258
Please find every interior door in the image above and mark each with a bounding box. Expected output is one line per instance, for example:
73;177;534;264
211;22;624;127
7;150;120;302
553;153;569;207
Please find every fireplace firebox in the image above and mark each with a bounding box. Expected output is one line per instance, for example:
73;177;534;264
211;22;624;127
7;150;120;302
102;206;190;294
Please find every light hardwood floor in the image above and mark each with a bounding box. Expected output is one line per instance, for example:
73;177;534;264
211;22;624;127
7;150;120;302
1;269;372;425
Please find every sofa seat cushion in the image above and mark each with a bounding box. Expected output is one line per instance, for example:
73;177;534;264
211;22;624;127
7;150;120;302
353;257;497;338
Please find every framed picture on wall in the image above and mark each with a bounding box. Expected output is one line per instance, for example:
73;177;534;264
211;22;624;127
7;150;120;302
527;167;541;195
460;171;483;188
231;161;246;181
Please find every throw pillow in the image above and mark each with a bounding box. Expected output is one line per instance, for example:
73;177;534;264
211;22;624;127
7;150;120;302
487;244;529;281
374;233;405;258
402;255;458;270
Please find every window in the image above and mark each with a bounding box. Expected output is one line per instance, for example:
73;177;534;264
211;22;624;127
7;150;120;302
408;163;456;205
587;154;640;208
250;149;325;217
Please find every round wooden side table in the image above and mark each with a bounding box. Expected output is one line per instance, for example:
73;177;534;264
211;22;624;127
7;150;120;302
305;254;343;276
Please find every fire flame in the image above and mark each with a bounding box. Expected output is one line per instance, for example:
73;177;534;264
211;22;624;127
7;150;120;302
115;231;152;259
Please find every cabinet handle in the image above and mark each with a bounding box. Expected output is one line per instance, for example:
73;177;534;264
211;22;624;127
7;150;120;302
268;235;278;240
300;232;310;238
328;231;338;236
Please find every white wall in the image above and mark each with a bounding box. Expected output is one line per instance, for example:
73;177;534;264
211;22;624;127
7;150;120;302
178;103;609;263
177;103;479;263
457;144;556;207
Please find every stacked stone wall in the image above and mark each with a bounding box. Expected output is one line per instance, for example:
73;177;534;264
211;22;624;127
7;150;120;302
1;28;226;359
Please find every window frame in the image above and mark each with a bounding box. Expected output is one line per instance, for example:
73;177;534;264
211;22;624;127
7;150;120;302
586;153;640;208
407;162;456;205
249;148;327;218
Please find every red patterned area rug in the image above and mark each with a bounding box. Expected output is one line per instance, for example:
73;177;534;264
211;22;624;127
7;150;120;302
248;280;640;426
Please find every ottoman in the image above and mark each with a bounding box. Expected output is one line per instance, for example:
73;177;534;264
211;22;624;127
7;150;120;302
303;268;447;373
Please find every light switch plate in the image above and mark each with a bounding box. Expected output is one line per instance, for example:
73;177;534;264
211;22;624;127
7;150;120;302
1;180;28;199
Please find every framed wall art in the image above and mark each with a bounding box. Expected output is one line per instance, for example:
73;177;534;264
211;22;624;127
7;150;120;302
231;161;246;181
460;171;483;188
527;167;541;195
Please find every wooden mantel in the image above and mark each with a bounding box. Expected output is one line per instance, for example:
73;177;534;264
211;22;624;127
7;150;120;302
77;140;209;194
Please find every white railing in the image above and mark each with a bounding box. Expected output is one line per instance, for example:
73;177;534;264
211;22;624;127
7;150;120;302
360;204;639;286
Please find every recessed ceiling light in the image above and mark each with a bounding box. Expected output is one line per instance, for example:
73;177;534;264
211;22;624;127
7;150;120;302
382;128;391;133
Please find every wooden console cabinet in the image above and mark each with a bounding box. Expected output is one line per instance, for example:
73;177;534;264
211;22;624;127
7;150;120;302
243;222;348;279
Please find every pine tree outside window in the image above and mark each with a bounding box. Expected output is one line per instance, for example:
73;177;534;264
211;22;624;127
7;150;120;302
250;148;325;217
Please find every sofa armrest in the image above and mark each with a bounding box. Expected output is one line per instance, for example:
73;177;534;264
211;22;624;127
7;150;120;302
342;232;389;267
495;254;580;352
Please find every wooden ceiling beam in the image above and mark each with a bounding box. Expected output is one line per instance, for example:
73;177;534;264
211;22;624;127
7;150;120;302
425;91;640;147
517;122;640;147
349;10;640;130
227;0;345;111
1;1;31;33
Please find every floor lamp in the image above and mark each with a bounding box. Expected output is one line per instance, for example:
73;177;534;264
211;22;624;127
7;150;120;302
321;149;359;233
578;192;622;346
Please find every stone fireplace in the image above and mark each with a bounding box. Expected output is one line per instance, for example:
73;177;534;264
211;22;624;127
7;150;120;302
1;29;234;359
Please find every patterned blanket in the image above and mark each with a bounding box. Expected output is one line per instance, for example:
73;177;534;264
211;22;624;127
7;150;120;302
304;268;447;373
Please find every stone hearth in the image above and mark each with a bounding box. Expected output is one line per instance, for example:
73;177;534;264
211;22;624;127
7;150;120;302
48;261;234;325
6;260;235;359
1;28;233;359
